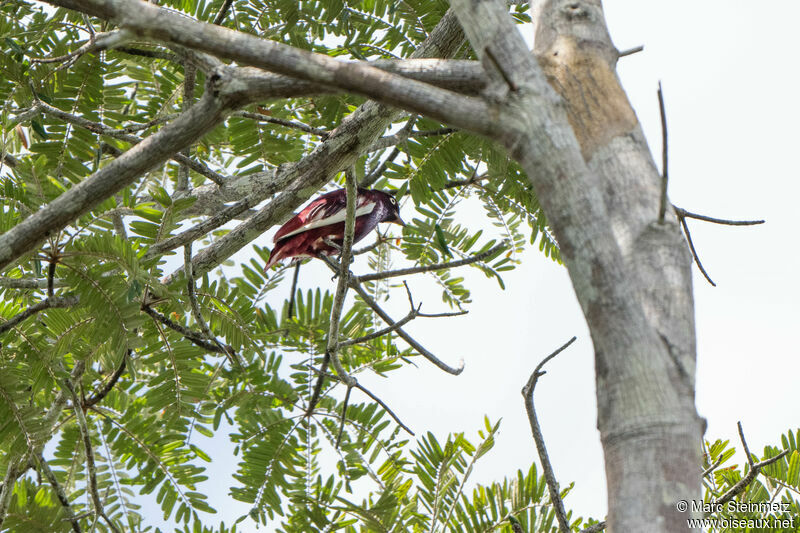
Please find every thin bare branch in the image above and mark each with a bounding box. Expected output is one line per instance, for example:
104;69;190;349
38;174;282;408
287;262;301;319
350;379;414;436
212;0;234;25
63;379;121;533
618;45;644;58
702;455;725;478
325;169;358;387
354;243;506;283
313;369;414;436
714;422;791;506
339;308;417;347
36;454;82;533
362;115;417;186
657;82;668;224
83;354;127;409
521;336;578;533
234;111;329;138
347;279;464;375
141;305;227;354
673;207;765;226
0;296;79;335
335;385;353;448
677;215;716;287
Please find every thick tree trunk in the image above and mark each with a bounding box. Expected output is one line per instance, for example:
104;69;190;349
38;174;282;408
453;1;704;531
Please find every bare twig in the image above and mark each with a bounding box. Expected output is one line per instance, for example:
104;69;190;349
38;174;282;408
47;259;57;298
183;244;241;368
83;354;127;409
234;111;329;138
63;379;121;533
335;385;353;447
361;115;418;187
313;369;414;436
618;45;644;58
0;296;79;335
657;82;669;224
354;243;505;283
36;454;82;533
347;279;464;375
287;262;301;319
353;233;389;255
369;126;457;151
350;378;413;436
144;194;260;259
305;351;331;417
702;455;725;478
673;207;764;226
212;0;234;25
141;305;228;353
521;336;578;533
678;215;716;287
338;308;417;347
36;100;226;185
325;169;358;387
714;422;791;506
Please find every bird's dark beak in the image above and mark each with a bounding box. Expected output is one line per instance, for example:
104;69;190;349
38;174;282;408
392;215;406;227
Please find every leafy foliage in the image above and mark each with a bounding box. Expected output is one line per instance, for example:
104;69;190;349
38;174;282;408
699;431;800;532
0;1;582;531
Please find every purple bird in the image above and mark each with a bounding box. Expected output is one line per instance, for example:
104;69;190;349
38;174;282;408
265;188;404;270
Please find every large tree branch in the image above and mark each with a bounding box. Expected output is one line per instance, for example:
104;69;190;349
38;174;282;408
0;85;232;271
46;0;495;136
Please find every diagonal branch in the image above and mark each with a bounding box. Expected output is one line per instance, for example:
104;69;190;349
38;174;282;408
0;87;231;271
521;336;578;533
141;305;228;354
36;454;83;533
657;82;669;224
354;243;506;283
714;422;791;506
35;100;226;185
83;353;128;409
345;276;464;375
0;296;79;335
678;214;716;287
325;168;358;387
673;207;765;226
62;379;121;533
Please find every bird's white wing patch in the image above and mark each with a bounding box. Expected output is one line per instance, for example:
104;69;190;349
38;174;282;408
279;202;376;239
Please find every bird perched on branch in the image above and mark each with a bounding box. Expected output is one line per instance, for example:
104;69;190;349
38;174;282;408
265;188;404;270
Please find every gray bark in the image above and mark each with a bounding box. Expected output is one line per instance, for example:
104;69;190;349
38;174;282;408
451;1;702;530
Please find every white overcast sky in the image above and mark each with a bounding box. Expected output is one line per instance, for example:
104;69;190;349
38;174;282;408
136;1;800;529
